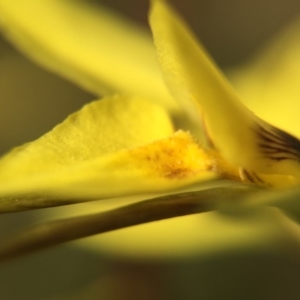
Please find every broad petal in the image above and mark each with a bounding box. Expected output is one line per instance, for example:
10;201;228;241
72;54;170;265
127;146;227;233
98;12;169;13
149;0;300;178
228;18;300;137
0;95;216;211
0;0;175;111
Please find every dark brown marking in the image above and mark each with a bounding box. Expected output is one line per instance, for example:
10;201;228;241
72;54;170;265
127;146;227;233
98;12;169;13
255;120;300;162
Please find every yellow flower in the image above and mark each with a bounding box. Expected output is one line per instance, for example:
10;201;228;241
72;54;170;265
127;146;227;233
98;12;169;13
0;0;300;260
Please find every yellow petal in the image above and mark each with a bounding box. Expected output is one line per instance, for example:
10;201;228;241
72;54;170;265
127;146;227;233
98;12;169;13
0;0;176;111
149;0;300;178
229;18;300;137
0;95;216;209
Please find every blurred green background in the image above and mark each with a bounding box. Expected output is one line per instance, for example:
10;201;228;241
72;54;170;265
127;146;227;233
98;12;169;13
1;0;300;299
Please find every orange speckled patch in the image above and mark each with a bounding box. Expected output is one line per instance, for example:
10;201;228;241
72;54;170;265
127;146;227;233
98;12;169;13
129;130;213;179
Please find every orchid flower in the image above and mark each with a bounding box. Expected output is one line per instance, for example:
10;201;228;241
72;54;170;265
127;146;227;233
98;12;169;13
0;0;300;261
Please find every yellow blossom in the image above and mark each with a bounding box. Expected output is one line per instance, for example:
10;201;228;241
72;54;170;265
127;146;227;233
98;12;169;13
0;0;300;260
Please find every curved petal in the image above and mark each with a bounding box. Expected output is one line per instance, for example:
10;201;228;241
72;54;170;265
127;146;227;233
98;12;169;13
0;95;216;210
0;0;176;111
149;0;300;178
228;18;300;137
